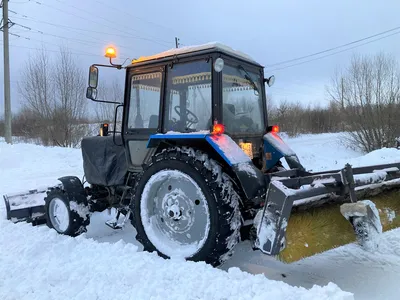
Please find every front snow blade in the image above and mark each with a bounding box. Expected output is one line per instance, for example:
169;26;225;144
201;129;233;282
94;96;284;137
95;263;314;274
3;189;47;225
254;163;400;263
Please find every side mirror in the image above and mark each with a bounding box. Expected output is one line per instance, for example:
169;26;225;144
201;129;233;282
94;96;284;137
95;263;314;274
86;87;97;100
265;75;275;87
88;65;99;88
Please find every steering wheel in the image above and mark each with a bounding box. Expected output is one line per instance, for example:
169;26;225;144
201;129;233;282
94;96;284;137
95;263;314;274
174;106;199;127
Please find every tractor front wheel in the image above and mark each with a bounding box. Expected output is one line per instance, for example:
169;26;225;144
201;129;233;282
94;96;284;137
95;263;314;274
45;187;90;237
132;147;241;267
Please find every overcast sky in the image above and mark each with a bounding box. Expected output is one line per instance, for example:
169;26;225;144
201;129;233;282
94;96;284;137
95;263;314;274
2;0;400;113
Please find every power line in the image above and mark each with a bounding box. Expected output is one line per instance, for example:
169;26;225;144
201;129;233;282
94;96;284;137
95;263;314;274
3;41;105;57
92;0;202;45
34;1;172;48
267;25;400;69
10;0;32;3
268;30;400;72
57;0;173;45
9;16;135;59
12;14;171;49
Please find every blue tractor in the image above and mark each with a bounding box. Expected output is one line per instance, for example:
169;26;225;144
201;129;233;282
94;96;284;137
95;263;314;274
5;43;399;266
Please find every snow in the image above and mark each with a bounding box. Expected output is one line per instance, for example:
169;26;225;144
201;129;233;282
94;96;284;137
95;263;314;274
5;190;47;210
2;131;400;299
237;162;258;177
312;177;336;187
281;132;400;172
264;132;296;156
70;201;90;221
354;171;387;185
132;42;258;65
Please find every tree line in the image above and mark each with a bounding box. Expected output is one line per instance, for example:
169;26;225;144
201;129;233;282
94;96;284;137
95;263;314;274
1;48;400;153
269;52;400;152
0;46;122;147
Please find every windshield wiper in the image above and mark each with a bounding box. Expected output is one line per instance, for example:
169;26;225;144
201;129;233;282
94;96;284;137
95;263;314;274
238;65;259;93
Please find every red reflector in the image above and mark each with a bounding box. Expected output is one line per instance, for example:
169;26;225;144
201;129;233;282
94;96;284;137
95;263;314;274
212;123;225;135
272;125;279;133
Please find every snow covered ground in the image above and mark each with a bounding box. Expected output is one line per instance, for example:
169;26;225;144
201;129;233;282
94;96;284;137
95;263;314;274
1;132;400;299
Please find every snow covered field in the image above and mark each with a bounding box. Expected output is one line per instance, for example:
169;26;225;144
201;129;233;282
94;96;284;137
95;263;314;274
1;132;400;299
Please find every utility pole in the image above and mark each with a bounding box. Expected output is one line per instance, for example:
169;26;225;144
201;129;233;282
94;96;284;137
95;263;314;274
1;0;12;144
175;37;180;49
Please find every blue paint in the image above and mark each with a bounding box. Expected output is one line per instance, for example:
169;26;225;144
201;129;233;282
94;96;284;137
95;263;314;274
147;133;250;166
206;135;251;166
205;135;233;166
263;138;284;170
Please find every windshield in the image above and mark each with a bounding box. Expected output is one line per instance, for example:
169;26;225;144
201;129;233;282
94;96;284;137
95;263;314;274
222;64;265;134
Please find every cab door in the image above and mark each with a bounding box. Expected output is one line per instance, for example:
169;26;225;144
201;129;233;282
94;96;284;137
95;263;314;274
122;66;165;172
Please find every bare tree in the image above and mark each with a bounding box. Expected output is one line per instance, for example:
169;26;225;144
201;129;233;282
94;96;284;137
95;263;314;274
327;53;400;152
18;46;89;147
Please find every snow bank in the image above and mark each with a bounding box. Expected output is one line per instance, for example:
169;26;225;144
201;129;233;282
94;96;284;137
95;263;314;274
0;141;353;299
284;132;400;172
0;216;352;300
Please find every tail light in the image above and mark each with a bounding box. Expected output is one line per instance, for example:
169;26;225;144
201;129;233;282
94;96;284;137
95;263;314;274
212;123;225;135
268;125;279;133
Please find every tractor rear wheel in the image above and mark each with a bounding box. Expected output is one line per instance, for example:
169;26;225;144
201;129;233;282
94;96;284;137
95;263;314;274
131;147;241;267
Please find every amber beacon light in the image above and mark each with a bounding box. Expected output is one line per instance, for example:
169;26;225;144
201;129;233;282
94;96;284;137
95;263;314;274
105;46;117;59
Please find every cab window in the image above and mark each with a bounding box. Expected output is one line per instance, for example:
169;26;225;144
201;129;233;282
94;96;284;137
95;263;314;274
163;60;212;132
128;72;162;129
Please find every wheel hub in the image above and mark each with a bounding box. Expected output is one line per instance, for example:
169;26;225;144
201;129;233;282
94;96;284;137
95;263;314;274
161;190;195;233
167;204;182;220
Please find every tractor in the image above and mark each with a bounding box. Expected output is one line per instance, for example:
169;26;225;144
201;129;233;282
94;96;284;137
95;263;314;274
5;43;400;266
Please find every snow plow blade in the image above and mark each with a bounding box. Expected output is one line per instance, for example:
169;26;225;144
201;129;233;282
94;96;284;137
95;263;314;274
3;189;47;225
254;163;400;263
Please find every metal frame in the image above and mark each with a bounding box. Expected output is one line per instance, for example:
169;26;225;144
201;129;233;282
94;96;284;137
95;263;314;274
257;162;400;255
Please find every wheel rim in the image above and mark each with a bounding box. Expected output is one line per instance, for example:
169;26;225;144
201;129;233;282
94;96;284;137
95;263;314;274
140;169;210;258
49;198;70;233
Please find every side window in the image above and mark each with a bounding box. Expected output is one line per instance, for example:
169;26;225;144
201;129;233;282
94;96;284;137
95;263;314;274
163;60;212;132
128;72;161;129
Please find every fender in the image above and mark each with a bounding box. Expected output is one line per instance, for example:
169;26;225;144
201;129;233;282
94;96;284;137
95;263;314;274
147;133;267;200
263;132;305;171
57;176;87;203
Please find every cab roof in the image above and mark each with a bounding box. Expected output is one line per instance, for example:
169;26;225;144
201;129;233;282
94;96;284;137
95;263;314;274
129;42;262;67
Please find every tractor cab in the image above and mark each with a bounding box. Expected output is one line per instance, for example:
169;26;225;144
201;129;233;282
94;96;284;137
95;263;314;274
86;43;276;173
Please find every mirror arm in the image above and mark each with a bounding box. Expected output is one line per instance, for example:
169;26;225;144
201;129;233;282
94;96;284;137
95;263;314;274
109;58;123;69
92;63;122;70
90;99;123;105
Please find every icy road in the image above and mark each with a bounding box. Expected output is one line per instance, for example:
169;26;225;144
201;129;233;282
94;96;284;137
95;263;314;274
1;133;400;299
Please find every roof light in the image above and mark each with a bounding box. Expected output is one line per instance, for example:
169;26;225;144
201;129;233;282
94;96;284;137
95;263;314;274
272;125;279;133
212;123;225;135
105;46;117;59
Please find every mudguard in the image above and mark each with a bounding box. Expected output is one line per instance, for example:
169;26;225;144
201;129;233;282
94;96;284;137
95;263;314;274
57;176;87;202
147;133;267;199
263;132;304;171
